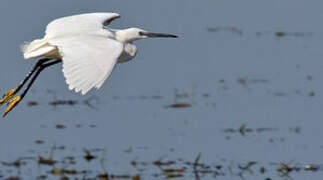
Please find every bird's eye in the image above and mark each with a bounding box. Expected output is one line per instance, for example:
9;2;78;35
139;31;144;36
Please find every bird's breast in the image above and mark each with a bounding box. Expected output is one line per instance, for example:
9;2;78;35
117;43;137;63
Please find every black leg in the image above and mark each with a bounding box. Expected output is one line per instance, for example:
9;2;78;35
16;58;54;92
0;58;53;106
20;59;62;99
2;59;62;117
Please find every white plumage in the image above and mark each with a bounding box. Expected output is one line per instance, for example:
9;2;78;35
45;13;120;39
0;12;177;117
21;12;177;95
22;13;122;95
51;35;123;94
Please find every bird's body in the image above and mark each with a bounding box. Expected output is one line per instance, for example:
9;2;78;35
0;12;177;116
22;13;137;63
22;29;137;62
22;13;138;94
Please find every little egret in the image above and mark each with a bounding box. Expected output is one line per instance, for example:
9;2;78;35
0;12;177;117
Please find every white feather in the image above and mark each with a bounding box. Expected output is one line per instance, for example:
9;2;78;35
45;13;120;39
19;12;176;96
22;13;120;60
49;35;123;95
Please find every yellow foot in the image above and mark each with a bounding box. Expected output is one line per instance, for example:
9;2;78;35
3;96;21;117
0;88;17;106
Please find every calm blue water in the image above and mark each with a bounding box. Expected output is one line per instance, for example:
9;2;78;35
0;0;323;179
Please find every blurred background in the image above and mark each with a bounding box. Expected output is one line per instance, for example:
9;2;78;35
0;0;323;179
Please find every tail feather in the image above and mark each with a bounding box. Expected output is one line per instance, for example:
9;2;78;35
21;39;55;59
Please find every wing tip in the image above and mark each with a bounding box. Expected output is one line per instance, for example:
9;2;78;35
67;81;90;95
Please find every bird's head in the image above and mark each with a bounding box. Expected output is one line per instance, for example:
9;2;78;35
115;27;177;43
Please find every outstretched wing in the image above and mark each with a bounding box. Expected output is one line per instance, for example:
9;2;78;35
49;35;123;95
45;12;120;38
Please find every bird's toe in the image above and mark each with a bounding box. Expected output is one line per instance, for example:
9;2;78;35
0;88;17;106
3;96;21;117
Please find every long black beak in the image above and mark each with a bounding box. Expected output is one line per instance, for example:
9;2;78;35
139;31;178;38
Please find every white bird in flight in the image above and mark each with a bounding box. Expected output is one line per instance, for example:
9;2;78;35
0;12;177;116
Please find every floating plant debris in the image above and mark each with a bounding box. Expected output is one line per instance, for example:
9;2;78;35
207;26;313;38
27;101;38;106
4;177;20;180
274;31;313;37
55;124;66;129
2;159;26;168
38;156;56;166
50;168;78;175
165;103;191;109
153;160;176;166
35;140;45;144
207;27;243;35
223;125;277;136
275;31;286;37
237;78;247;86
49;99;78;106
83;149;97;162
166;173;183;178
1;146;323;180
